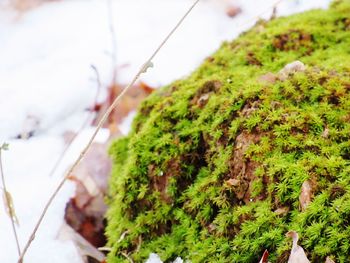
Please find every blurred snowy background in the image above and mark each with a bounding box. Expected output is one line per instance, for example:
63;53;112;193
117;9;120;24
0;0;331;262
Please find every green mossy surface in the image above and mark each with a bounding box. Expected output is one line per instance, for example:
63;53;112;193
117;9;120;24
106;1;350;262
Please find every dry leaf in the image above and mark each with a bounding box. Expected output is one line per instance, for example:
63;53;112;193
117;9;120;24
2;190;19;226
92;81;154;132
258;249;269;263
322;127;330;139
72;143;112;194
139;82;155;94
64;194;107;248
274;206;290;216
299;180;313;211
286;231;310;263
58;222;105;263
65;143;112;248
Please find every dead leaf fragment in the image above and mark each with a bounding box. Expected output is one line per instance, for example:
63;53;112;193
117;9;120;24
226;178;240;186
274;206;290;216
197;93;210;106
2;190;19;226
258;249;269;263
72;143;112;194
93;80;154;132
299;180;313;211
139;81;156;95
65;142;112;248
58;222;105;263
322;127;329;139
286;231;310;263
65;195;107;248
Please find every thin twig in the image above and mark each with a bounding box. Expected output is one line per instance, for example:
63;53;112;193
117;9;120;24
0;146;21;256
48;65;102;177
17;0;201;262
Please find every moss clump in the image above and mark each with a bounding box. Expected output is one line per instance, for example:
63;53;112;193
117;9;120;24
106;1;350;262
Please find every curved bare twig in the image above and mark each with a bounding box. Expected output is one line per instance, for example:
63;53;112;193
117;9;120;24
17;0;201;261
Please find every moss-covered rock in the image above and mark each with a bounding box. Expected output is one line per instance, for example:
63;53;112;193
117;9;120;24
106;1;350;262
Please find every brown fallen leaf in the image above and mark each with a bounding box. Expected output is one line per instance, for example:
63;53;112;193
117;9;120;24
65;142;112;248
258;249;269;263
92;81;155;135
72;142;112;194
226;178;240;187
286;231;310;263
274;206;290;216
58;222;105;263
299;180;313;211
139;81;156;95
65;192;107;248
321;126;330;139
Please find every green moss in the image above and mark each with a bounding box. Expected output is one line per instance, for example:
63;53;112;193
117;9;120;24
106;1;350;262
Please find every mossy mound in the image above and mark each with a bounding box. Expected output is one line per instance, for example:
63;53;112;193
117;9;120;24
106;1;350;262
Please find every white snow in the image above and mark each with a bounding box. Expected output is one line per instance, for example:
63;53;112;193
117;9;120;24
0;0;331;262
146;253;163;263
146;253;184;263
119;111;137;135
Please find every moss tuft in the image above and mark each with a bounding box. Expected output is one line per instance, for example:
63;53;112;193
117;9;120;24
106;2;350;262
